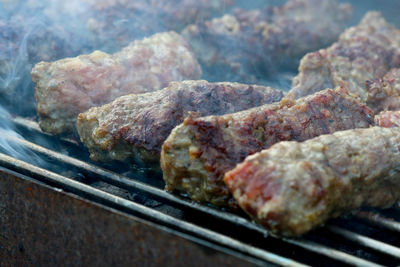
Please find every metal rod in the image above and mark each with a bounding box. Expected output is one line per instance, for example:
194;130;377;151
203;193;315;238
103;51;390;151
282;238;384;267
356;211;400;233
12;116;44;132
0;152;305;267
327;226;400;259
0;133;389;266
11;116;79;146
2;131;251;223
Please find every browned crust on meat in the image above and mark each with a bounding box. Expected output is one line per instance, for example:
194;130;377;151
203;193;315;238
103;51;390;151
161;87;374;208
224;127;400;236
32;31;201;135
288;12;400;101
182;0;352;82
77;80;283;164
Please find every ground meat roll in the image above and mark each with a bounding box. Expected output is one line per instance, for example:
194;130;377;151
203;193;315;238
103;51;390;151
225;127;400;236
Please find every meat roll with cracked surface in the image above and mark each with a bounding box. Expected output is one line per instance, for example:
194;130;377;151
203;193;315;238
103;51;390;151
77;80;283;164
161;87;374;208
224;127;400;237
182;0;351;83
32;31;201;135
288;12;400;101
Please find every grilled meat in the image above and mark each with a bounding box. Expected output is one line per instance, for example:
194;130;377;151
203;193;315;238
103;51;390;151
161;87;374;208
32;31;201;135
375;110;400;127
288;12;400;101
77;80;283;164
182;0;352;83
85;0;235;52
366;68;400;113
224;127;400;237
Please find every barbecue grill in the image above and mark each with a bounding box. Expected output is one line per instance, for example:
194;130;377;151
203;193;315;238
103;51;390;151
1;0;400;266
1;115;399;266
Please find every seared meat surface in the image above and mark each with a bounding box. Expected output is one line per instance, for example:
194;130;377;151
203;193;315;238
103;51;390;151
225;127;400;236
182;0;352;83
366;68;400;113
161;87;374;208
288;12;400;101
32;32;201;135
77;80;283;164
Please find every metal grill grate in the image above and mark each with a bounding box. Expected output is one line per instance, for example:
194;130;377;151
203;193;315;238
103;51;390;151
2;116;400;266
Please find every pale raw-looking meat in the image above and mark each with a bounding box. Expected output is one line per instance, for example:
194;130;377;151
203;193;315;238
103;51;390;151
32;31;201;135
161;87;374;208
182;0;352;83
288;12;400;102
77;80;283;164
224;127;400;237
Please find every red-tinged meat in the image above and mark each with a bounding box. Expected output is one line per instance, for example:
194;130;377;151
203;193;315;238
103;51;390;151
224;127;400;236
161;87;374;208
288;12;400;101
32;31;201;135
375;110;400;127
366;68;400;113
182;0;352;83
77;80;283;164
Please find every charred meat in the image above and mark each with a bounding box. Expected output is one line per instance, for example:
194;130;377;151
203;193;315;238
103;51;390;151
288;12;400;101
32;31;201;135
161;87;374;208
77;80;283;164
225;127;400;236
182;0;352;83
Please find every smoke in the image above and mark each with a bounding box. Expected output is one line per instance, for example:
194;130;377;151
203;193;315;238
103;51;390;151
1;0;399;114
0;0;244;166
0;0;399;165
0;0;96;166
0;106;46;166
0;1;94;115
341;0;400;26
0;0;247;115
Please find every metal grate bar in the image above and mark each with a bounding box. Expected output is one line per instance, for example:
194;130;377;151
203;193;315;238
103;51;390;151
11;116;79;146
281;238;383;267
0;152;306;267
327;226;400;259
0;131;389;266
356;211;400;233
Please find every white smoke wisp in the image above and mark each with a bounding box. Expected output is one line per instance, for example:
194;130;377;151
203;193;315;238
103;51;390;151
0;106;46;166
